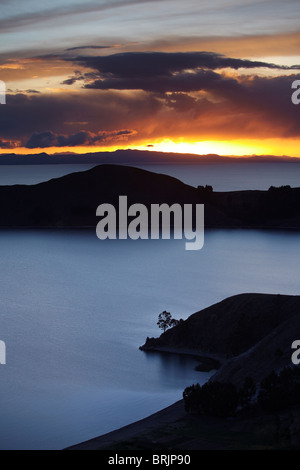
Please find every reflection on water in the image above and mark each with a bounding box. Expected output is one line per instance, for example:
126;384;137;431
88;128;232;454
142;350;203;385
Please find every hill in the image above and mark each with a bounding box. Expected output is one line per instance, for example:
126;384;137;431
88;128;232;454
140;293;300;385
0;164;299;229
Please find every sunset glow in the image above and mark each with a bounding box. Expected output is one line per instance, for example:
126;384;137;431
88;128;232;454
1;137;300;159
135;139;300;158
0;0;299;159
1;0;300;453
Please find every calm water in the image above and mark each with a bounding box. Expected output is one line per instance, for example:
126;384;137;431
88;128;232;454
0;162;300;190
136;162;300;190
0;229;299;449
0;163;299;449
0;164;97;186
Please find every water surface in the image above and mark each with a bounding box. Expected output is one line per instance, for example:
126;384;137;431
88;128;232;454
0;162;300;190
0;229;299;449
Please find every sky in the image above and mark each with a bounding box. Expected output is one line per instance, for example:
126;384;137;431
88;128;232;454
0;0;300;157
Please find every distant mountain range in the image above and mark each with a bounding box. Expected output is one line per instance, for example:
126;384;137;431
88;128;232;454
0;164;299;228
0;149;299;165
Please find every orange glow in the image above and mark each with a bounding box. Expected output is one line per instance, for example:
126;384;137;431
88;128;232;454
142;31;300;58
135;139;300;158
1;138;300;158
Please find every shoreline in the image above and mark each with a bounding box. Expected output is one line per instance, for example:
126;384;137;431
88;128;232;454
65;293;300;450
66;347;223;450
139;345;223;372
66;400;186;450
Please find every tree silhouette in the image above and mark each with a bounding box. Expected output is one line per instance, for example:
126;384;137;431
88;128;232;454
183;381;239;417
238;376;256;408
157;311;179;333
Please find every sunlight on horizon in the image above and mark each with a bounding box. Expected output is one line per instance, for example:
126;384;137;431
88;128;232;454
1;138;300;159
133;138;300;158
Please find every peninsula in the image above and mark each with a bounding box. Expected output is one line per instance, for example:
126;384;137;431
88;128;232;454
68;293;300;450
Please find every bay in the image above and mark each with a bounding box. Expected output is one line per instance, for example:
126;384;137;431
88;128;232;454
0;229;299;449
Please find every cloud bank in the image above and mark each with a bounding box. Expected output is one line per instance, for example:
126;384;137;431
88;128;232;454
0;50;299;151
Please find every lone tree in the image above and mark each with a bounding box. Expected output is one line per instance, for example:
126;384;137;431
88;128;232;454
157;311;179;333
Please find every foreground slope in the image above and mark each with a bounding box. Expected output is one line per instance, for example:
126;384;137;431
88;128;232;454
70;293;300;450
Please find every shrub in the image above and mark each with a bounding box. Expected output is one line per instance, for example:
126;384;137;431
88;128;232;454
258;366;300;412
238;376;256;408
183;381;239;417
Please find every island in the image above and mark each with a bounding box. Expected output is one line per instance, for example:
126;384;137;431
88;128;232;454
0;164;299;229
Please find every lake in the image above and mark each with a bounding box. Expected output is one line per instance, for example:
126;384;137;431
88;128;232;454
0;228;299;449
0;162;299;449
0;161;300;190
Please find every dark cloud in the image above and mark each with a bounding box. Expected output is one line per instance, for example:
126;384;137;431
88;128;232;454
7;88;41;95
62;77;81;85
61;51;299;93
1;70;299;150
84;69;243;93
62;70;96;85
65;45;117;52
67;50;295;77
0;138;18;149
25;129;137;148
0;91;160;144
25;131;57;148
